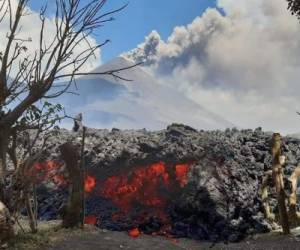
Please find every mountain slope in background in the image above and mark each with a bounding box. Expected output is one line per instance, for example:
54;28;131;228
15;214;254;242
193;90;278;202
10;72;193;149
59;57;234;130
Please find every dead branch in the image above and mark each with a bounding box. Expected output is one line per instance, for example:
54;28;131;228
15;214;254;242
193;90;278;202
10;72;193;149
271;133;290;234
288;166;300;225
261;170;275;221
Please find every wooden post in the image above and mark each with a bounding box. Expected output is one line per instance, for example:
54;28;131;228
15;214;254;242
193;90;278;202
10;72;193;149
271;133;290;234
80;126;86;228
60;142;83;228
24;190;37;233
261;170;275;220
288;166;300;224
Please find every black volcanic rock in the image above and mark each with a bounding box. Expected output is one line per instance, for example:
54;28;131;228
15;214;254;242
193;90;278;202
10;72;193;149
33;124;300;242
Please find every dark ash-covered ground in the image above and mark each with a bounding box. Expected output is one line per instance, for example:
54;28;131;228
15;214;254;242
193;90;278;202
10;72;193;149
47;229;300;250
10;224;300;250
32;124;300;242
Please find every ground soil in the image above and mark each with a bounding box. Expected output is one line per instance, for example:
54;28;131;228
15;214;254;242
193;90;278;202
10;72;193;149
8;221;300;250
46;229;300;250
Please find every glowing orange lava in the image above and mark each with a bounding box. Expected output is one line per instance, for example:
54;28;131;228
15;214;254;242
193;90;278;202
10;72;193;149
29;160;66;187
84;215;97;225
31;159;193;236
99;161;193;233
128;228;140;238
175;164;190;187
85;175;96;193
99;161;174;211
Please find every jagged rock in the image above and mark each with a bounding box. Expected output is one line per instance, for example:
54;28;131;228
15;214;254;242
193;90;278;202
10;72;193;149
32;124;300;242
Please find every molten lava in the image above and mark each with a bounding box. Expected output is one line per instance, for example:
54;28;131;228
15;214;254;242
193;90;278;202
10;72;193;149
85;175;96;193
31;159;193;237
128;228;140;238
29;161;97;194
100;161;173;210
175;164;190;187
84;215;97;225
98;161;193;235
29;160;66;187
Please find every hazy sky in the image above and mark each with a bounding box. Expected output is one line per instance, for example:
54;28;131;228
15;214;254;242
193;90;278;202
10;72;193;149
2;0;300;134
121;0;300;134
28;0;216;62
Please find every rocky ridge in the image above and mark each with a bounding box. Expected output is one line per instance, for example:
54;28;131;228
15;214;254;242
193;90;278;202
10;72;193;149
34;124;300;242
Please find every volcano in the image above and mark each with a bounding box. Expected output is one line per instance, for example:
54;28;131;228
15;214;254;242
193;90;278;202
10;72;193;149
58;57;233;130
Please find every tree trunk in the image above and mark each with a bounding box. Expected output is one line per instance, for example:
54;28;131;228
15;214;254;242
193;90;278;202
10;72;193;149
60;142;83;228
24;188;37;233
0;201;14;246
288;166;300;225
261;170;275;220
271;133;290;234
276;181;290;234
0;132;8;203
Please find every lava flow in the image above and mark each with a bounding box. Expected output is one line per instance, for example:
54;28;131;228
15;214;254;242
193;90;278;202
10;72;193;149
128;228;140;238
29;161;97;195
29;160;66;187
85;175;97;193
84;215;98;225
98;161;192;235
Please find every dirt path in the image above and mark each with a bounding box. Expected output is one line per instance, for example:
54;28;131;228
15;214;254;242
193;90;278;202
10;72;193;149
47;229;300;250
46;230;186;250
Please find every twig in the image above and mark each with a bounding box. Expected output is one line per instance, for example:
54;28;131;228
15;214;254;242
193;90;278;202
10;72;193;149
14;216;26;234
13;214;26;234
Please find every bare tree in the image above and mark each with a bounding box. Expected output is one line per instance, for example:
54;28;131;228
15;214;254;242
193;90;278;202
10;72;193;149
0;0;138;207
7;102;64;233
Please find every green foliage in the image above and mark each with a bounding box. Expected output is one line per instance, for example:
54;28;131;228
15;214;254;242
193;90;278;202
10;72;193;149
17;101;65;132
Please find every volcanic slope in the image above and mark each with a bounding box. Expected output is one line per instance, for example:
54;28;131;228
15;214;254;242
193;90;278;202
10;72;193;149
58;57;233;130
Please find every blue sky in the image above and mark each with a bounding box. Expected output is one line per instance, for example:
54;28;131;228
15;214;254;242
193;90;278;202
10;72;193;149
21;0;300;133
28;0;216;62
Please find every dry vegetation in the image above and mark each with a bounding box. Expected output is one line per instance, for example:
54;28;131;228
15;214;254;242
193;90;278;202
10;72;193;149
8;220;97;250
